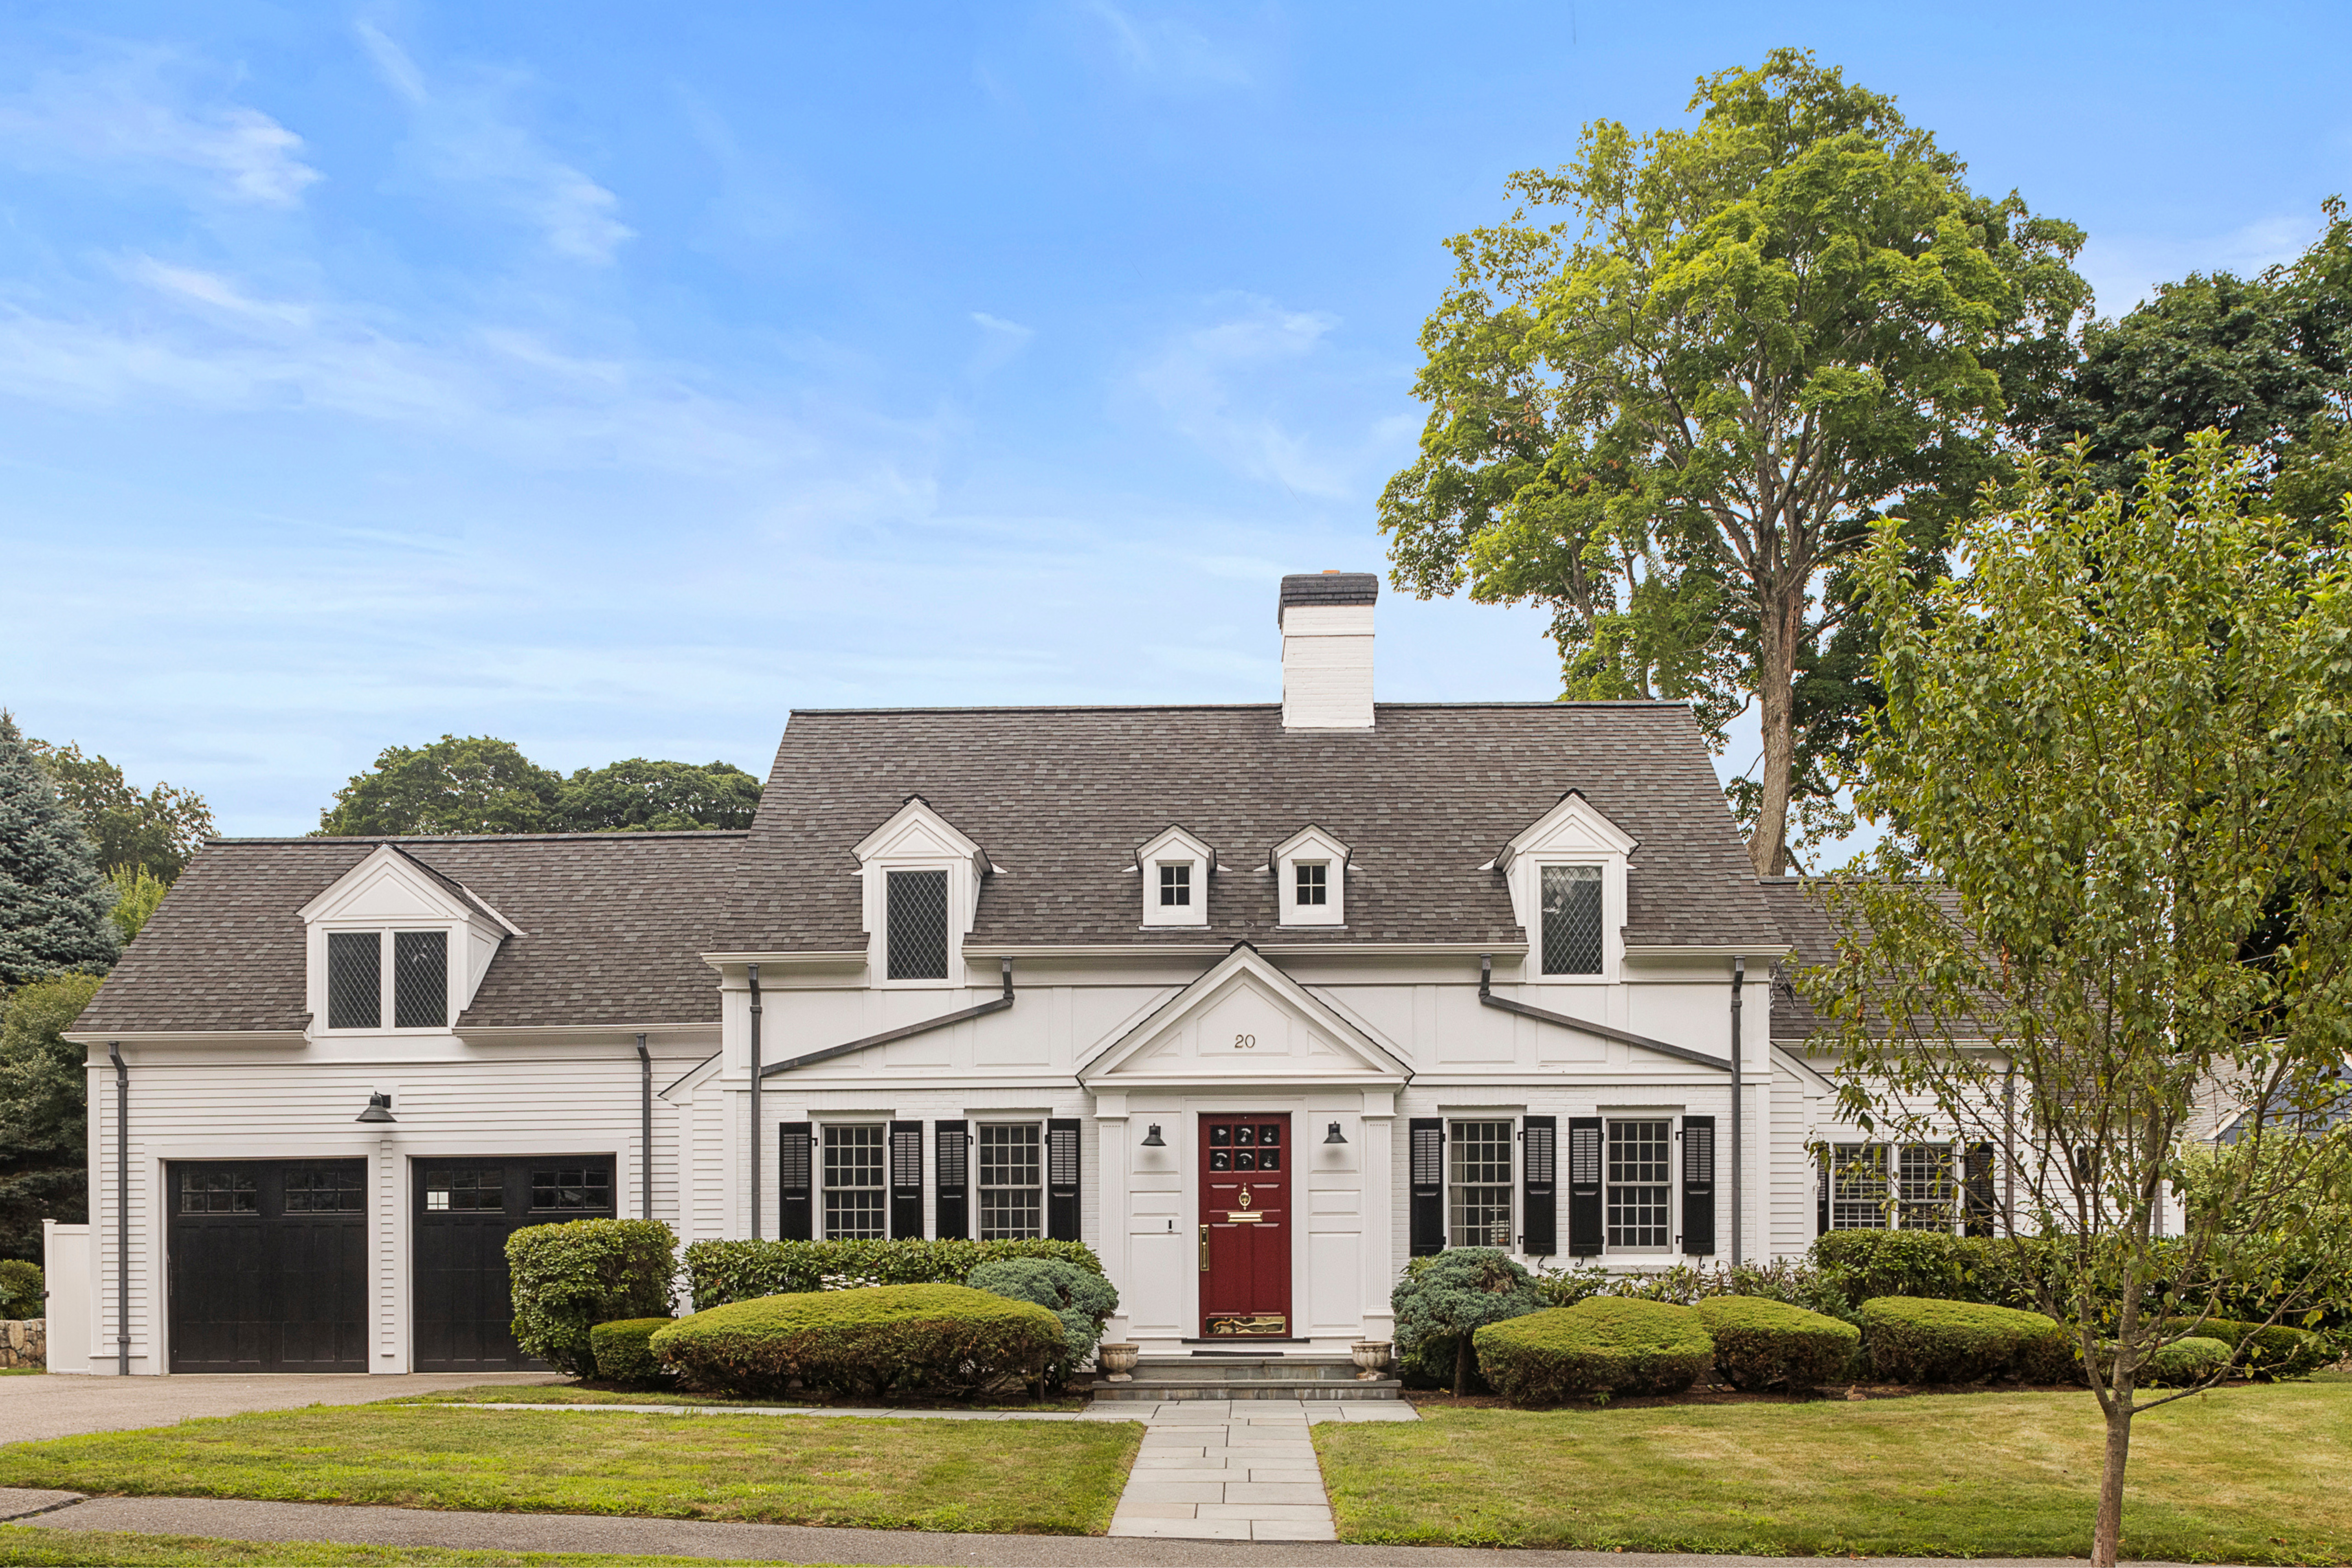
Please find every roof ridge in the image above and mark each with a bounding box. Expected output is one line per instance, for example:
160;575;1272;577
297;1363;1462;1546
785;700;1690;716
205;830;755;845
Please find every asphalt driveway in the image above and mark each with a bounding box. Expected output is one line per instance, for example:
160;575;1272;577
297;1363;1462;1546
0;1370;561;1443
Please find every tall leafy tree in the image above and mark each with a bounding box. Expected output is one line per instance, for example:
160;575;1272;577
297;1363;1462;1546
1380;49;2088;874
1810;437;2352;1568
318;735;564;836
0;971;103;1261
23;737;216;882
556;758;762;832
0;713;119;985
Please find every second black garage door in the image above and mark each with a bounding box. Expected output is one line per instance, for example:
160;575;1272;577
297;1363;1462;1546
413;1158;615;1372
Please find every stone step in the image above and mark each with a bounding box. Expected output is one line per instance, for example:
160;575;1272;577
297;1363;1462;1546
1090;1376;1404;1402
1129;1356;1366;1383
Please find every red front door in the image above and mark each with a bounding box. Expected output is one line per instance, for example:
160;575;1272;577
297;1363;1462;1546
1199;1113;1291;1338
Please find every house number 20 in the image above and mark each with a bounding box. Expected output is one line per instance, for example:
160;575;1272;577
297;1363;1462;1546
1233;1034;1256;1050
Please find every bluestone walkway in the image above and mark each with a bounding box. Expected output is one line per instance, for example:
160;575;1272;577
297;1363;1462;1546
1107;1397;1418;1542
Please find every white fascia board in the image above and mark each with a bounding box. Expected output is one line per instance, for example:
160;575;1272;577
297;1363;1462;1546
702;951;870;968
1269;822;1351;867
1495;789;1640;874
454;1021;720;1044
851;795;992;873
296;843;481;925
1621;942;1794;959
62;1029;307;1047
1076;942;1410;1085
1135;824;1217;874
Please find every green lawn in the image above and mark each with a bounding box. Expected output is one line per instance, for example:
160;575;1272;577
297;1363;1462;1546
0;1406;1140;1536
1315;1383;2352;1564
0;1526;882;1568
394;1383;1084;1412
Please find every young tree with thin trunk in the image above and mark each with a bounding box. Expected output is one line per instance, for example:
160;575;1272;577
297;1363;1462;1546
1809;435;2352;1567
1379;48;2088;875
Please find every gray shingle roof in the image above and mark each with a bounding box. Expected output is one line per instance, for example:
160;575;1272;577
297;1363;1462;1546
720;703;1783;952
1278;572;1379;614
72;832;744;1035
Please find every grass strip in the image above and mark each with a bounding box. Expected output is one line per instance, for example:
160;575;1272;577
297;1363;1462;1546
396;1383;1083;1412
0;1525;886;1568
1313;1383;2352;1564
0;1406;1140;1536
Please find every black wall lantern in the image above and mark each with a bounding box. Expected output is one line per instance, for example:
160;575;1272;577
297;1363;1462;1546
1324;1121;1347;1144
1140;1124;1166;1147
356;1091;395;1124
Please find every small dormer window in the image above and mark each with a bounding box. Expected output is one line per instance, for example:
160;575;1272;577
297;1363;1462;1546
1540;865;1604;974
1159;863;1192;907
886;869;950;980
1137;825;1214;928
1273;825;1348;926
1296;863;1327;906
325;928;450;1030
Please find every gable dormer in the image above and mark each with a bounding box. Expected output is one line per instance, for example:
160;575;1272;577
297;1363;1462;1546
296;845;520;1036
852;795;994;986
1135;825;1215;928
1270;824;1349;927
1493;791;1638;982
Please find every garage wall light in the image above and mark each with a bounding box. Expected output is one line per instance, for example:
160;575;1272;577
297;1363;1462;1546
1324;1122;1347;1144
356;1092;395;1124
1140;1124;1166;1147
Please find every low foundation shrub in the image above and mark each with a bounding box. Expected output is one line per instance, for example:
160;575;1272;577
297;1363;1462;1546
0;1261;42;1320
1693;1295;1859;1389
2157;1315;2332;1379
2141;1335;2231;1388
590;1318;674;1386
966;1258;1118;1384
1474;1298;1714;1405
1393;1248;1541;1395
506;1220;676;1377
648;1283;1065;1399
682;1238;1104;1310
1857;1296;2072;1384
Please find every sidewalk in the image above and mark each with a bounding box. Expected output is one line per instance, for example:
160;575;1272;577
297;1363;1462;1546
0;1371;562;1443
0;1489;2152;1567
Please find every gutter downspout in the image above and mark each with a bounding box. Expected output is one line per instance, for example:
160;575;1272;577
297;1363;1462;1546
108;1043;127;1377
1731;958;1744;1267
747;965;762;1240
635;1034;652;1221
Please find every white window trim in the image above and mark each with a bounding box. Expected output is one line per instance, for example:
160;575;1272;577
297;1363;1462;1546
310;922;462;1037
1496;792;1636;985
1601;1113;1678;1256
971;1119;1048;1241
854;796;993;988
1272;824;1349;927
1444;1115;1516;1250
818;1120;890;1242
1827;1139;1963;1233
1135;826;1214;929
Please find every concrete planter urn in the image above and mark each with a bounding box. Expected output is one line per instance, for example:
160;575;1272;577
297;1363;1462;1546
1097;1343;1140;1381
1351;1340;1392;1379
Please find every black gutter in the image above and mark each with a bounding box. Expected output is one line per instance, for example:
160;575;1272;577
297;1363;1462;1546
1477;956;1733;1072
1731;956;1745;1266
748;965;762;1239
762;960;1015;1078
108;1043;127;1377
635;1034;653;1221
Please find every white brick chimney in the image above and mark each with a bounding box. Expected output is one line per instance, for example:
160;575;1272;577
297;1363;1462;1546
1278;571;1377;729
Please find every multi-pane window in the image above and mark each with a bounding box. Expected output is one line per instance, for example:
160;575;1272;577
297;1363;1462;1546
180;1169;257;1214
977;1124;1043;1239
1541;865;1604;974
1158;863;1191;907
1606;1119;1672;1248
423;1168;501;1212
824;1124;887;1239
886;869;950;980
393;931;448;1028
1447;1119;1513;1248
285;1164;365;1212
530;1168;612;1212
327;931;381;1029
1831;1143;1957;1230
1296;863;1328;905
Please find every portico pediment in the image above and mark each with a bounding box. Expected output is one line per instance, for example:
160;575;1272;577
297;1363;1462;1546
1077;943;1408;1088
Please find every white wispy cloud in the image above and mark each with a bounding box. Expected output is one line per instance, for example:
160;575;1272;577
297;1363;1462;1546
0;51;319;205
2078;211;2326;316
356;22;635;265
968;311;1035;376
1134;299;1351;498
1077;0;1255;89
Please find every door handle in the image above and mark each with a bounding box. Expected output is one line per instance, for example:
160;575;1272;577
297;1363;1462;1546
1199;1224;1209;1271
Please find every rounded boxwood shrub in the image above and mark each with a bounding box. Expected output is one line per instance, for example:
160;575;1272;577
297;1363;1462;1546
1857;1296;2071;1384
1392;1248;1542;1396
590;1317;675;1386
2157;1316;2330;1380
966;1258;1118;1384
505;1219;676;1377
1694;1295;1860;1390
2141;1335;2231;1388
1474;1298;1715;1405
648;1283;1064;1400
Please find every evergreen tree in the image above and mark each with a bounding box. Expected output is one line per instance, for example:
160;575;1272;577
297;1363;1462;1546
0;713;119;985
0;972;102;1259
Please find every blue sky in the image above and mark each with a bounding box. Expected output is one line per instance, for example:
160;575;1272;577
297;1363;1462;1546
2;1;2347;837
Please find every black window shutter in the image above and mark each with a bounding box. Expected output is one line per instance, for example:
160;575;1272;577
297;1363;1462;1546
1816;1151;1831;1236
1045;1118;1081;1241
934;1120;969;1240
889;1121;925;1239
1408;1118;1444;1256
1681;1115;1717;1256
1566;1117;1603;1257
1963;1142;1996;1236
779;1122;814;1241
1521;1116;1557;1256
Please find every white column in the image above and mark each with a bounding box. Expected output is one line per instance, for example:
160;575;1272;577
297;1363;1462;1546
1358;1091;1396;1340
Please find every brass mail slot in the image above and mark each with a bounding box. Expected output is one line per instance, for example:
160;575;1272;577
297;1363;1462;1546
1224;1211;1266;1223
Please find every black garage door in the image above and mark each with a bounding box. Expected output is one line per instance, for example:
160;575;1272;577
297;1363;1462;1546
413;1158;614;1373
167;1160;369;1373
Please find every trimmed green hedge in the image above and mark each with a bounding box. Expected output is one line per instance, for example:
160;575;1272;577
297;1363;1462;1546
649;1283;1066;1399
590;1318;674;1385
506;1220;676;1377
1694;1295;1859;1390
682;1238;1104;1311
2141;1335;2231;1388
1474;1299;1714;1405
1857;1296;2076;1384
0;1260;41;1320
2157;1316;2332;1379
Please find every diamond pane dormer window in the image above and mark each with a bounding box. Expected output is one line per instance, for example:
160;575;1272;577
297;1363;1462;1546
1540;865;1603;974
886;869;949;980
393;930;449;1028
327;931;381;1029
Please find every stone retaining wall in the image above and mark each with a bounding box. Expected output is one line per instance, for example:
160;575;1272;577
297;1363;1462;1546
0;1318;45;1370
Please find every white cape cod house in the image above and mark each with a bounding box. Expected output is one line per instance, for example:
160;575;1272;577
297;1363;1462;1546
53;573;1968;1375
